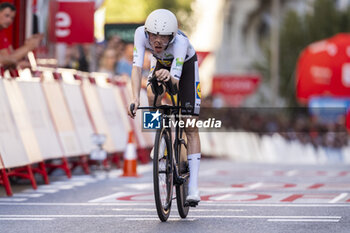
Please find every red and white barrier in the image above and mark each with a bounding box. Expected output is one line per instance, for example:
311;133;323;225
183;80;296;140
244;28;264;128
41;77;83;156
60;72;95;154
81;78;117;153
17;80;63;160
96;79;128;152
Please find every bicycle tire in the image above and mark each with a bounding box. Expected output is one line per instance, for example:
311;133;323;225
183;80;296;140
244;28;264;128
176;129;190;218
153;127;173;222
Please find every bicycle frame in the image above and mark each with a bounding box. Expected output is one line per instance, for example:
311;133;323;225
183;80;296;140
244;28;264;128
136;85;189;185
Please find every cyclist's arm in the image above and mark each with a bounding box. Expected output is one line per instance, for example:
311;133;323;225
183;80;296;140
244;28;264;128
169;37;188;89
131;65;142;104
129;26;146;117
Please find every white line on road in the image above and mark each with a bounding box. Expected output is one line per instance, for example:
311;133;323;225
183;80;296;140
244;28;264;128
0;218;54;221
329;193;348;203
124;218;197;221
0;198;27;202
214;194;233;201
0;215;340;219
267;219;340;222
1;202;350;207
13;193;44;198
111;208;245;212
249;182;263;189
286;170;298;177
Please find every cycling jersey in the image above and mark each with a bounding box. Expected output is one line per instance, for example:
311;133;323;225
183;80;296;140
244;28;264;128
133;26;196;80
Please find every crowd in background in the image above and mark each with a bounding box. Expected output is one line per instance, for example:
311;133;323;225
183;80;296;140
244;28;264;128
201;95;348;159
62;35;151;86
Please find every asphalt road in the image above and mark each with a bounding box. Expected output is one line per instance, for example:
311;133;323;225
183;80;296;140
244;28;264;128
1;159;350;233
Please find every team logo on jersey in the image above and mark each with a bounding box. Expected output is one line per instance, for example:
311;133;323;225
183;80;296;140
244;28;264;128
133;47;138;58
196;82;201;99
158;59;172;67
176;58;184;67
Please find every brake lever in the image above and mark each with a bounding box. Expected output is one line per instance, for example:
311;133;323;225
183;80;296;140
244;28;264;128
130;103;135;117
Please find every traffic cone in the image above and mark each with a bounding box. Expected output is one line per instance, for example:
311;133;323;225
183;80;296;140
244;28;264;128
122;131;138;177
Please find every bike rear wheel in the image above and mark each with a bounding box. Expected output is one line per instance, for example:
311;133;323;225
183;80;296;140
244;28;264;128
176;130;190;218
153;127;173;222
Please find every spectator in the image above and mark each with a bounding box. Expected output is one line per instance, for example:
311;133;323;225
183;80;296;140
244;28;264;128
106;35;124;62
115;42;133;77
64;44;89;72
0;2;43;69
98;48;117;77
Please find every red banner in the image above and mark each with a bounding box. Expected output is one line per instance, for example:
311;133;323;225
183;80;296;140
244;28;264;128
212;75;261;106
49;1;94;43
296;33;350;104
196;51;210;67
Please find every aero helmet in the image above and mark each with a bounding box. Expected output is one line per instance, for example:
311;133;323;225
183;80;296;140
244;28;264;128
145;9;178;44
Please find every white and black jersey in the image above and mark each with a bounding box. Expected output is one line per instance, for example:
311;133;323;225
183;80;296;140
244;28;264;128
133;26;201;115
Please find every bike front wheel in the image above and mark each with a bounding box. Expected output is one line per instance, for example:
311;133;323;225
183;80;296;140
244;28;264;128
153;127;173;222
176;130;190;218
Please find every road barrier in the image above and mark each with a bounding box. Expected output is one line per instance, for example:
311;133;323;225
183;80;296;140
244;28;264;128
0;67;151;196
201;132;350;164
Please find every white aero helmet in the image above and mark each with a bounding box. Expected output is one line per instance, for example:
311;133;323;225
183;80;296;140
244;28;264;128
145;9;178;44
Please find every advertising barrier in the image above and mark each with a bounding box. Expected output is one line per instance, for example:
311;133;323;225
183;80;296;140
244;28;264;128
18;80;63;160
61;81;95;154
81;78;116;153
42;79;83;156
0;79;31;169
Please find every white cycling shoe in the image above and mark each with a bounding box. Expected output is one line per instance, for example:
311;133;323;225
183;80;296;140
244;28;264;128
185;187;200;206
150;138;166;159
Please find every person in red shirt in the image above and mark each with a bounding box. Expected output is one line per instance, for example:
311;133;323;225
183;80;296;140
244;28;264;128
0;2;42;69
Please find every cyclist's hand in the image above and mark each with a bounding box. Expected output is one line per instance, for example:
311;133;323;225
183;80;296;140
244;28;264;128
128;100;139;119
155;69;171;82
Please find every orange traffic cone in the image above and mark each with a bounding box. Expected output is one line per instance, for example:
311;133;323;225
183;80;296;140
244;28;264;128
122;131;138;177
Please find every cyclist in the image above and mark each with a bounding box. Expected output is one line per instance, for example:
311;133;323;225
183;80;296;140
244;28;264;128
127;9;201;206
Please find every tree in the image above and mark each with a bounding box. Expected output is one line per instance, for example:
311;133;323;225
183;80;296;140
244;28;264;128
264;0;350;106
103;0;194;33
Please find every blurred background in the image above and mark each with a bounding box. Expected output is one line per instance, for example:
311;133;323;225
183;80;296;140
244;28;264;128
1;0;350;164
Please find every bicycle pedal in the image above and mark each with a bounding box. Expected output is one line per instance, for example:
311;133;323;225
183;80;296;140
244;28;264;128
184;200;199;207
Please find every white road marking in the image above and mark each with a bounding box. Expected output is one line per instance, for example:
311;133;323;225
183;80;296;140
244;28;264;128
30;189;59;194
249;182;263;189
111;208;245;212
0;202;155;206
267;219;340;222
286;170;298;177
0;202;350;207
56;185;75;190
0;214;341;219
0;217;54;221
124;218;197;221
215;194;233;201
0;198;27;202
329;193;348;203
88;192;132;203
120;183;153;190
13;193;44;198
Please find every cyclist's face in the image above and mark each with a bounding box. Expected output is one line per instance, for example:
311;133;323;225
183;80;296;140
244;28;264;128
148;33;171;53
